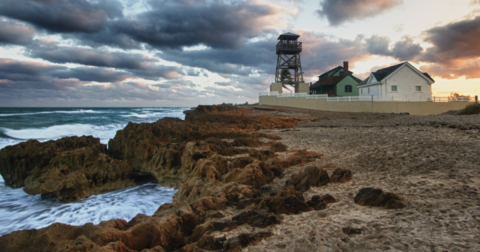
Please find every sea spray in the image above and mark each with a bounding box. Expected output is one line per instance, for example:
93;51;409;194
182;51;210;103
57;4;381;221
0;107;187;236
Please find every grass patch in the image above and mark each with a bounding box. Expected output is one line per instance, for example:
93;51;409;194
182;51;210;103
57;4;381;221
460;103;480;115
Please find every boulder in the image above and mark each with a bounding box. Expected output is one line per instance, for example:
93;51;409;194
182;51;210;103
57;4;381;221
257;189;313;214
285;166;330;192
354;188;407;209
330;168;352;183
306;194;337;210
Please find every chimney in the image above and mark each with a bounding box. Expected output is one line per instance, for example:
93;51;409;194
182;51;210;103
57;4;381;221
343;61;349;76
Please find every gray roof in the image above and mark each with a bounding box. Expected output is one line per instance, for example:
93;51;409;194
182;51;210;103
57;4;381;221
422;72;435;82
358;62;405;87
358;62;435;86
372;62;405;82
278;32;300;40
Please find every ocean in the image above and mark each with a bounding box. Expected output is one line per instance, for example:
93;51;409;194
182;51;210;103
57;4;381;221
0;107;189;236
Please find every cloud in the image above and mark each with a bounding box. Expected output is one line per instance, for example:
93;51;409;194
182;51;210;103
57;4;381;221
365;35;422;61
27;45;158;70
297;32;369;78
60;0;295;50
420;60;480;80
159;39;275;76
0;0;123;33
420;16;480;66
0;19;37;45
108;0;290;50
316;0;403;26
0;58;134;91
25;45;184;80
415;16;480;79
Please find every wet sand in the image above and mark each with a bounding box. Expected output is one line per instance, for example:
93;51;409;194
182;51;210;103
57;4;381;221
245;106;480;251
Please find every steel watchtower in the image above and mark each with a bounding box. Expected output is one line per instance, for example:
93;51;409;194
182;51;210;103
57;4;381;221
274;32;305;92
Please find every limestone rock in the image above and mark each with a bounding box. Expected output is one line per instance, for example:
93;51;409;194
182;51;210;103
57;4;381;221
354;187;407;209
22;146;134;202
306;194;337;210
330;168;352;183
285;166;330;192
0;136;102;188
223;231;273;252
232;210;282;228
270;142;288;152
257;189;313;214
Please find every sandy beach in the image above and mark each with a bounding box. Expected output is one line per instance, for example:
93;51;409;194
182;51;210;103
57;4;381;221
242;106;480;251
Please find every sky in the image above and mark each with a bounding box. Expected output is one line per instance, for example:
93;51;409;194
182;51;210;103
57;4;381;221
0;0;479;107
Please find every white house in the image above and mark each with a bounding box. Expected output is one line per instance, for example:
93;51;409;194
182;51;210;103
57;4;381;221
358;62;435;100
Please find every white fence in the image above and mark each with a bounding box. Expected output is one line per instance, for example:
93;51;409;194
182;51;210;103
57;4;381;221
259;91;278;96
306;94;328;100
277;93;308;98
260;92;476;103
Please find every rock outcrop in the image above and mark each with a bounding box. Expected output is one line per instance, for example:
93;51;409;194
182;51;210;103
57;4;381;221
0;105;342;252
0;136;101;188
0;136;135;202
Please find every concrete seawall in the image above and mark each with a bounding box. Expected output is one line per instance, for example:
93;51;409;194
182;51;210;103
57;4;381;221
259;96;472;115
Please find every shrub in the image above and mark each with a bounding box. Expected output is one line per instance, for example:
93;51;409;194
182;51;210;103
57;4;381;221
460;103;480;115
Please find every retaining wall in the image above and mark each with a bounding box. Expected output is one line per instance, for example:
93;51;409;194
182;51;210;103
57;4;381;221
259;96;472;116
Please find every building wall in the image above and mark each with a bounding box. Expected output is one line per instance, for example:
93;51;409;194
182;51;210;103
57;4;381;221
359;84;381;96
259;96;472;116
358;65;433;99
385;65;432;99
336;76;360;97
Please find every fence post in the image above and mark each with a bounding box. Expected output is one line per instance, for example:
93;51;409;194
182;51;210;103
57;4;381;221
476;95;478;103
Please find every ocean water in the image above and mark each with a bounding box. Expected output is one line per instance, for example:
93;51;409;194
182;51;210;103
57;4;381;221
0;107;188;236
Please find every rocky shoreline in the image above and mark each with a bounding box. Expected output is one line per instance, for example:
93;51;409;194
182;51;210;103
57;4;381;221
0;105;364;252
1;104;477;251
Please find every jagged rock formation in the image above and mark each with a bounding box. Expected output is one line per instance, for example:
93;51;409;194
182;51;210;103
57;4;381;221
0;105;353;252
0;136;134;202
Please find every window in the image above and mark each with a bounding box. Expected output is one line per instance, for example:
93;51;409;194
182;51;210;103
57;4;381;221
345;85;352;92
415;86;422;92
391;85;397;92
368;87;370;93
361;89;363;94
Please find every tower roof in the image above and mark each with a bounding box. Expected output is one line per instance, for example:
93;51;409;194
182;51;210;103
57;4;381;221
278;32;300;40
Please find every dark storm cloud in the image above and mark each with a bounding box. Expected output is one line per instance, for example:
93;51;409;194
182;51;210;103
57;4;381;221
365;35;422;61
420;16;480;65
316;0;403;26
27;45;158;70
52;67;131;83
25;45;184;80
414;16;480;79
109;0;275;50
0;58;134;91
0;0;123;33
159;39;275;76
0;19;37;45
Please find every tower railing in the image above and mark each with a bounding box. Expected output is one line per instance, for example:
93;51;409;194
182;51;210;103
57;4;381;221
276;41;302;50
